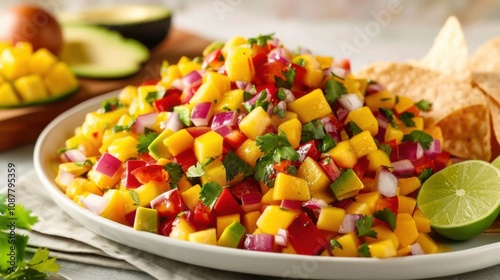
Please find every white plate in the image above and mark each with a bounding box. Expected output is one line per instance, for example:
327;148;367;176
34;91;500;280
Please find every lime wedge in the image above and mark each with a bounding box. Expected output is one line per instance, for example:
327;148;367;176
417;160;500;241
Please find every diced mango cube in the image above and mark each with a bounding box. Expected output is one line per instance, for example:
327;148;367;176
349;130;378;158
194;131;223;162
28;47;57;75
332;232;360;257
214;89;245;113
170;216;197;241
239;106;272;140
164;129;195;156
398;195;416;215
316;206;345;232
180;184;202;211
100;189;128;225
225;46;255;82
288;89;332;123
0;83;20;106
14;74;48;102
107;136;139;162
242;211;261;234
235;139;264;167
384;124;404;144
368;239;397;258
366;149;392;173
189;80;222;105
394;213;419;248
189;228;217;245
355;191;381;212
43;62;79;96
297;157;332;192
365;90;395;112
270;111;299;129
398;177;421;196
345;201;372;215
216;213;241;239
201;158;227;187
203;71;231;95
273;173;311;201
278;118;302;149
345;106;378;136
327;140;357;169
134;182;170;207
413;208;432;233
365;224;399;250
416;232;440;254
256;205;300;235
393;95;414;114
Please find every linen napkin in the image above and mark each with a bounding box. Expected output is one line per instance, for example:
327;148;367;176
3;170;274;280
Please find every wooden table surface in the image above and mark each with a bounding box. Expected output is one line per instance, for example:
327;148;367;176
0;28;211;151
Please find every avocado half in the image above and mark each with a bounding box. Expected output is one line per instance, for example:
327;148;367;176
59;25;150;79
58;5;172;49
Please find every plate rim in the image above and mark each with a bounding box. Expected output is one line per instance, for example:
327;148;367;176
33;91;500;280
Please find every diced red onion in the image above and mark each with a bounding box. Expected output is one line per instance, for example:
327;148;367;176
217;65;226;74
392;159;415;177
62;149;87;163
324;67;346;78
81;193;108;215
241;192;263;212
94;152;122;178
165;111;184;132
375;166;398;198
171;78;184;90
191;102;214;127
275;228;288;247
267;47;290;65
213;125;233;137
280;200;302;211
376;112;389;129
399;142;424;161
182;70;202;88
410;242;425;255
58;170;75;186
282;88;295;103
366;83;385;95
132;112;158;135
269;37;280;48
328;131;341;143
211;111;238;130
336;107;349;122
248;90;271;105
375;127;387;144
276;100;287;112
235;80;249;90
266;103;275;115
303;198;328;210
424;139;441;157
243;234;274;252
338;214;362;234
338;93;363;112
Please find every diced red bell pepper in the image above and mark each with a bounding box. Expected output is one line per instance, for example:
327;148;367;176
124;160;147;188
296;140;321;162
173;149;199;173
158;216;176;236
193;201;216;229
336;58;351;73
290;63;307;89
153;91;182;112
125;210;136;226
186;126;211;138
273;160;292;173
213;188;244;216
151;189;185;218
255;62;286;86
252;52;268;70
202;49;224;69
353;156;370;178
333;198;354;210
223;129;247;149
228;178;261;203
319;156;341;181
413;156;435;175
433;151;450;172
287;212;330;255
131;164;168;184
383;139;399;162
375;196;399;214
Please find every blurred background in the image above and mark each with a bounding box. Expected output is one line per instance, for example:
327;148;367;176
1;0;500;69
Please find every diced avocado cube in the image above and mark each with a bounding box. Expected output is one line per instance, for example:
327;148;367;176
133;206;158;233
148;129;174;160
217;221;246;248
330;169;364;200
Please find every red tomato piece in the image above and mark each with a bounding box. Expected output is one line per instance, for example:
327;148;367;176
252;52;268;70
123;160;147;188
186;126;211;138
193;201;216;229
319;156;341;181
131;164;168;184
153;91;181;112
223;129;247;149
287;212;330;255
433;151;450;172
151;189;185;218
228;178;261;202
255;61;286;86
413;156;435;175
172;149;198;173
297;140;321;162
158;217;176;236
213;188;244;216
353;156;370;178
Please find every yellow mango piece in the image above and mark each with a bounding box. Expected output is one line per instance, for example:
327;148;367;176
180;184;201;211
28;47;57;75
384;124;404;144
345;106;378;136
332;232;360;257
189;228;217;245
273;173;311;201
424;125;444;147
288;89;332;123
121;190;138;215
1;46;28;80
345;201;372;215
134;182;170;207
368;239;397;258
366;149;392;173
14;74;48;102
394;213;419;248
398;177;421;196
344;75;367;99
315;55;333;69
413;208;432;233
310;188;336;204
297;157;332;193
316;206;345;232
261;187;280;205
194;131;223;162
177;175;193;193
170;216;197;241
118;85;138;106
256;205;300;234
366;224;399;249
278;118;302;149
203;71;231;95
292;55;323;88
270;111;298;129
43;62;79;96
396;245;412;257
239;106;272;140
159;64;182;89
225;46;255;82
349;130;378;158
398;116;424;135
201;158;227;187
148;129;175;160
398;195;417;215
189;80;222;105
235;139;264;167
216;213;240;239
100;189;128;225
88;166;123;190
164;129;195;156
327;140;357;169
0;83;20;106
365;90;395;112
214;89;245;113
356;191;381;212
107;136;139;162
177;58;201;77
221;36;248;57
416;232;440;254
242;211;261;234
393;95;414;114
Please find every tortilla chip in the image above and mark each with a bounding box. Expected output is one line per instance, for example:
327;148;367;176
485;216;500;233
471;38;500;74
486;95;500;159
356;61;490;160
419;16;471;83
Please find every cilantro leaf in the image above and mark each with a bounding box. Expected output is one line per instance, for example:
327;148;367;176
324;76;347;105
379;143;392;158
355;215;377;238
402;130;433;150
255;133;280;153
163;163;183;188
127;190;140;206
330;239;343;250
379;107;397;127
275;67;296;89
319;133;337;153
0;194;6;213
373;208;397;231
199;182;223;208
100;98;122;113
14;204;39;230
418;168;434;183
399;112;416;127
276;146;300;162
223;151;253;181
347;121;363;136
4;248;60;280
301;120;326;143
248;33;275;47
136;132;159;154
145;91;159;104
358;243;371;257
243;91;254;102
415;99;432;112
276;88;287;101
253;154;276;187
286;165;298;175
186;162;205;178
